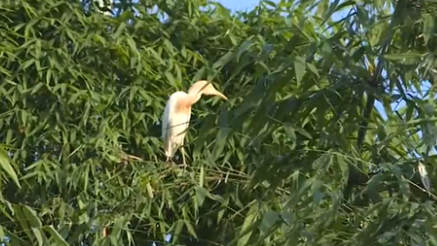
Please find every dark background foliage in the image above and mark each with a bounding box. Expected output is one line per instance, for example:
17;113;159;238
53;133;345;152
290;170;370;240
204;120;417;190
1;0;437;245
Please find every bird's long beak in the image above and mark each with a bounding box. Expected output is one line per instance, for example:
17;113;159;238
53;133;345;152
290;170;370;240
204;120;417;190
214;90;228;100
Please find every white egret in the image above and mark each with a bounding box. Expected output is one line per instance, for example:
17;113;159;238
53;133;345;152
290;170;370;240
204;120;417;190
161;80;227;165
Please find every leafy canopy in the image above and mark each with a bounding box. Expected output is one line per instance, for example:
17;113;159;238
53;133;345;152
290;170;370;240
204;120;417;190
0;0;437;245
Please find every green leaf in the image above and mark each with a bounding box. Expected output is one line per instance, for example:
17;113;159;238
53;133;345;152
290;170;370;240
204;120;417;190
260;211;279;232
236;39;254;62
0;226;5;240
184;220;198;239
369;22;387;46
422;14;434;45
21;205;42;228
213;127;231;159
195;186;206;207
32;228;44;246
294;56;306;84
384;52;423;64
1;1;436;245
45;226;69;246
0;149;21;188
199;165;204;187
237;204;258;246
213;51;234;69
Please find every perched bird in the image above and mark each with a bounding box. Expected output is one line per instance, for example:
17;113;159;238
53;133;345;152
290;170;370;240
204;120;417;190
162;80;228;165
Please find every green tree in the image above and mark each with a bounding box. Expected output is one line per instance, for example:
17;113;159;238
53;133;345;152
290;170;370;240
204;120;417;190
0;0;437;245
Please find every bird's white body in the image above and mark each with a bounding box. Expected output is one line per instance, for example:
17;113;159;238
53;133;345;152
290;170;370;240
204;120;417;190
162;92;191;159
161;80;227;163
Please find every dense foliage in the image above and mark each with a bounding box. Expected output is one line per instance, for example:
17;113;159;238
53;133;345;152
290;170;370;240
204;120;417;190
1;0;437;245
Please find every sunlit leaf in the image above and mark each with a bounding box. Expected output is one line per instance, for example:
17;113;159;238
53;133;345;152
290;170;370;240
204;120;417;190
0;149;21;188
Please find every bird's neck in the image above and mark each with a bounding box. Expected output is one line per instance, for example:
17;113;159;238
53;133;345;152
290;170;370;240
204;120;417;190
187;90;202;105
176;91;201;113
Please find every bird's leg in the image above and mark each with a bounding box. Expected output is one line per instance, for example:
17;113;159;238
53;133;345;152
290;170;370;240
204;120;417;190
165;156;174;165
165;156;176;169
180;147;187;169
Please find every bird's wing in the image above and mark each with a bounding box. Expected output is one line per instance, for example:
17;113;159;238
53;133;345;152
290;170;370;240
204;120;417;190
162;92;188;140
162;92;191;159
162;95;173;140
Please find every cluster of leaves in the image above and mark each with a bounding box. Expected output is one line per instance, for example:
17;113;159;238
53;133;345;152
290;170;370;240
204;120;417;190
0;0;437;245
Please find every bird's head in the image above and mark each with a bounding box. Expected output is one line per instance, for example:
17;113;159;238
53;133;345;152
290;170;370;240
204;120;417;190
188;80;228;100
